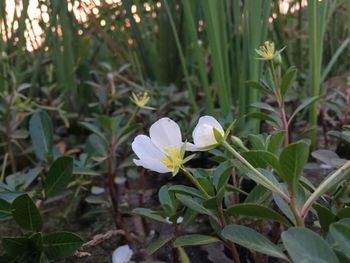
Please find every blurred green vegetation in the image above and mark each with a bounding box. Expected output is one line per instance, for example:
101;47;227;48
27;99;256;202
0;0;349;141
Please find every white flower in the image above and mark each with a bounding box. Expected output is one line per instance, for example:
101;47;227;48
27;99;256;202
165;216;184;225
91;186;105;195
188;116;225;150
176;216;184;224
112;245;133;263
132;118;184;173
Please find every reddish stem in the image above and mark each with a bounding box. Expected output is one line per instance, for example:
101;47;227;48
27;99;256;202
106;137;127;237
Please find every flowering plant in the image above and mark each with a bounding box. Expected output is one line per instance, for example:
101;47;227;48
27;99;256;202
133;115;350;262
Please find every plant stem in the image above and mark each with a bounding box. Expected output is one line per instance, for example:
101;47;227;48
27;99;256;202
268;61;289;146
301;160;350;217
222;141;290;204
218;207;241;263
288;186;304;227
126;106;140;127
4;92;16;174
181;168;211;199
106;137;122;229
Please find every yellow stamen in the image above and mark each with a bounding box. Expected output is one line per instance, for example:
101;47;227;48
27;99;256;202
161;147;182;172
130;92;150;108
255;41;284;62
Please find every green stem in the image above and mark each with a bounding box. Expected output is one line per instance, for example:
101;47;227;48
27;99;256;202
268;61;289;146
222;141;290;204
126;107;140;128
181;167;211;199
288;186;304;227
301;160;350;217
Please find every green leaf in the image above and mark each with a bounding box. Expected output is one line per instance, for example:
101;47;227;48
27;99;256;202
12;194;42;232
86;134;108;157
168;185;204;199
250;102;276;113
147;236;172;255
245;112;280;127
246;80;273;95
29;232;43;252
159;185;175;215
289;96;320;124
39;253;49;263
79;122;107;143
174;235;219;247
0;183;21;202
337;208;350;219
267;131;285;155
6;167;42;191
0;198;12;218
248;134;267;150
232;161;282;195
311;150;342;167
244;185;270;204
29;111;54;162
273;184;305;225
177;247;190;263
280;66;297;100
282;227;339;263
44;156;73;198
132;208;167;223
226;204;291;226
2;237;30;256
314;204;337;232
329;223;350;258
212;161;232;191
279;141;309;189
222;224;289;261
43;232;83;260
241;150;281;173
175;194;216;219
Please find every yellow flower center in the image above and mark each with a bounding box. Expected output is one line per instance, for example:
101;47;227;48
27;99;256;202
161;147;182;172
256;41;276;60
131;92;150;108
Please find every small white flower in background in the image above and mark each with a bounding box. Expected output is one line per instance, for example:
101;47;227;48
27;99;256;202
114;176;127;185
165;216;184;224
176;216;184;224
132;118;184;174
188;116;225;150
91;186;105;195
112;245;133;263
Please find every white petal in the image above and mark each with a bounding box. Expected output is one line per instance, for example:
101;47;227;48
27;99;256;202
132;135;165;160
192;116;224;148
112;245;133;263
134;158;170;173
193;124;217;147
165;217;173;224
91;186;105;195
185;142;198;151
193;116;224;135
150;118;182;150
176;216;184;224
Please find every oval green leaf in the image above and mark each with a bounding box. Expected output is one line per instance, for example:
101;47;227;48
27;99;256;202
11;194;42;232
226;203;291;226
174;235;219;247
282;227;339;263
222;224;289;261
44;156;73;198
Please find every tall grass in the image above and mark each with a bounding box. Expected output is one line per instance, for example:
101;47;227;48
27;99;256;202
307;0;328;148
181;0;214;114
1;0;349;129
178;0;271;118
